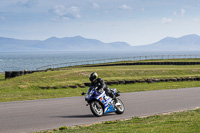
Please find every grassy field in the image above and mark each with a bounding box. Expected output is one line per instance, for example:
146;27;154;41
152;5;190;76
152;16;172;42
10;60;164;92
0;73;4;80
39;108;200;133
81;58;200;66
0;81;200;102
134;58;200;62
0;59;200;102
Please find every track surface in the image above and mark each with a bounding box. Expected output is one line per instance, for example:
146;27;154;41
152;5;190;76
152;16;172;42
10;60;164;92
0;87;200;133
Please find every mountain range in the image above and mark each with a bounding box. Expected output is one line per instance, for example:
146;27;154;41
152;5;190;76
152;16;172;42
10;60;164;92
0;34;200;52
0;36;130;52
135;34;200;51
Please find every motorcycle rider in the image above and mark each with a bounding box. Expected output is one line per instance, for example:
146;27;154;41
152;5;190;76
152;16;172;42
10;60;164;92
89;72;118;103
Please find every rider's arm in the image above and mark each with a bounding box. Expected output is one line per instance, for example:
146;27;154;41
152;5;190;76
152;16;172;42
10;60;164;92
98;78;107;90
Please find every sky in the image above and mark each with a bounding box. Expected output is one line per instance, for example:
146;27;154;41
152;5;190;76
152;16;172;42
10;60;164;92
0;0;200;46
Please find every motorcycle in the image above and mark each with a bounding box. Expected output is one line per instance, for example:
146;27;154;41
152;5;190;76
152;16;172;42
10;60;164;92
81;87;125;117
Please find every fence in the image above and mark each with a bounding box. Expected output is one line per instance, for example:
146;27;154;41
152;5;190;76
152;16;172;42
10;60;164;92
36;54;200;70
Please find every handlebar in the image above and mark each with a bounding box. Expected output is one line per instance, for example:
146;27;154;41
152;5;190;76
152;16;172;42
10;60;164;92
81;92;86;95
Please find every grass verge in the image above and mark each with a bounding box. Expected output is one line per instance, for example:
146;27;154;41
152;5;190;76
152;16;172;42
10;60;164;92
80;58;200;66
0;73;4;81
38;108;200;133
0;81;200;102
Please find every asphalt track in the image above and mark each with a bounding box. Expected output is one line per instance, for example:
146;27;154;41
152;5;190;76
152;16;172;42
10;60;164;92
0;87;200;133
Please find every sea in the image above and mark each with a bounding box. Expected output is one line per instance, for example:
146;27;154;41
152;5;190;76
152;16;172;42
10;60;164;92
0;51;200;73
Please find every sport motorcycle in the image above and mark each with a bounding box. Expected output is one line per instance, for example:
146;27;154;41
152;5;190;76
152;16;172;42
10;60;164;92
81;86;125;117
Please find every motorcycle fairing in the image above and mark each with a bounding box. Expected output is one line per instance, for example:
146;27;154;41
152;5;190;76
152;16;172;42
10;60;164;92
96;92;117;114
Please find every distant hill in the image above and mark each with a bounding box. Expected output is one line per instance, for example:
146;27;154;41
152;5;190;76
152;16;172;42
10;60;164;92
0;36;131;52
134;34;200;51
1;34;200;52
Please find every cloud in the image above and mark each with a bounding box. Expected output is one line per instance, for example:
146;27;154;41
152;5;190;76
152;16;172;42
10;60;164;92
162;17;172;24
93;3;100;10
52;5;81;21
17;0;38;8
193;18;200;23
173;11;177;16
119;4;132;10
141;8;145;12
173;9;186;17
51;16;69;22
181;9;186;17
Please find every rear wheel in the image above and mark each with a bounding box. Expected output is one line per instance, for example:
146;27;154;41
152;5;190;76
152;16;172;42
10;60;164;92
90;101;103;117
115;98;125;114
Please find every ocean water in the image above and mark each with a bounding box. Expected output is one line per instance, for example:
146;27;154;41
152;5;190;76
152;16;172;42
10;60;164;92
0;51;199;72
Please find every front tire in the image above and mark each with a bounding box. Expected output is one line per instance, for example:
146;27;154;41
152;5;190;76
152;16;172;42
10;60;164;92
90;101;104;117
115;98;125;114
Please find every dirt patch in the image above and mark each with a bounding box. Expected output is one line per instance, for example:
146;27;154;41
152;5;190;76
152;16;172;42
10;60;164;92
77;72;90;77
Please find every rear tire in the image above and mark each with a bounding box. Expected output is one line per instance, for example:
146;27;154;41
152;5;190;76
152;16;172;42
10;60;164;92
90;101;104;117
115;98;125;114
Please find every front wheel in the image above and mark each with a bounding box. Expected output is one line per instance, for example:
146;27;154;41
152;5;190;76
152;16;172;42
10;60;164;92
90;101;104;117
115;98;125;114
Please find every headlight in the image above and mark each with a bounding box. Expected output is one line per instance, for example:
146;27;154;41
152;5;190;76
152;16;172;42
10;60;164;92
89;90;94;97
85;95;89;101
85;90;94;101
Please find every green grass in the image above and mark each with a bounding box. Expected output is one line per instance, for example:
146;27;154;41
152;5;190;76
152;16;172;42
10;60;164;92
0;59;200;102
110;81;200;93
136;58;200;62
0;81;200;102
95;58;200;63
2;65;200;88
0;73;4;80
81;58;200;66
39;108;200;133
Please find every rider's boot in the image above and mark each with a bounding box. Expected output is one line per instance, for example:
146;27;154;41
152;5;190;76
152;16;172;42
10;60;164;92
109;92;118;103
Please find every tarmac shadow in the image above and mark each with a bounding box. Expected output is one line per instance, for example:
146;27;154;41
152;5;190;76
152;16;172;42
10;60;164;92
54;113;116;118
54;114;95;118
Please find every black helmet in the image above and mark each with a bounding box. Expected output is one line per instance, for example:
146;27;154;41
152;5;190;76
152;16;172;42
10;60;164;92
89;72;98;82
